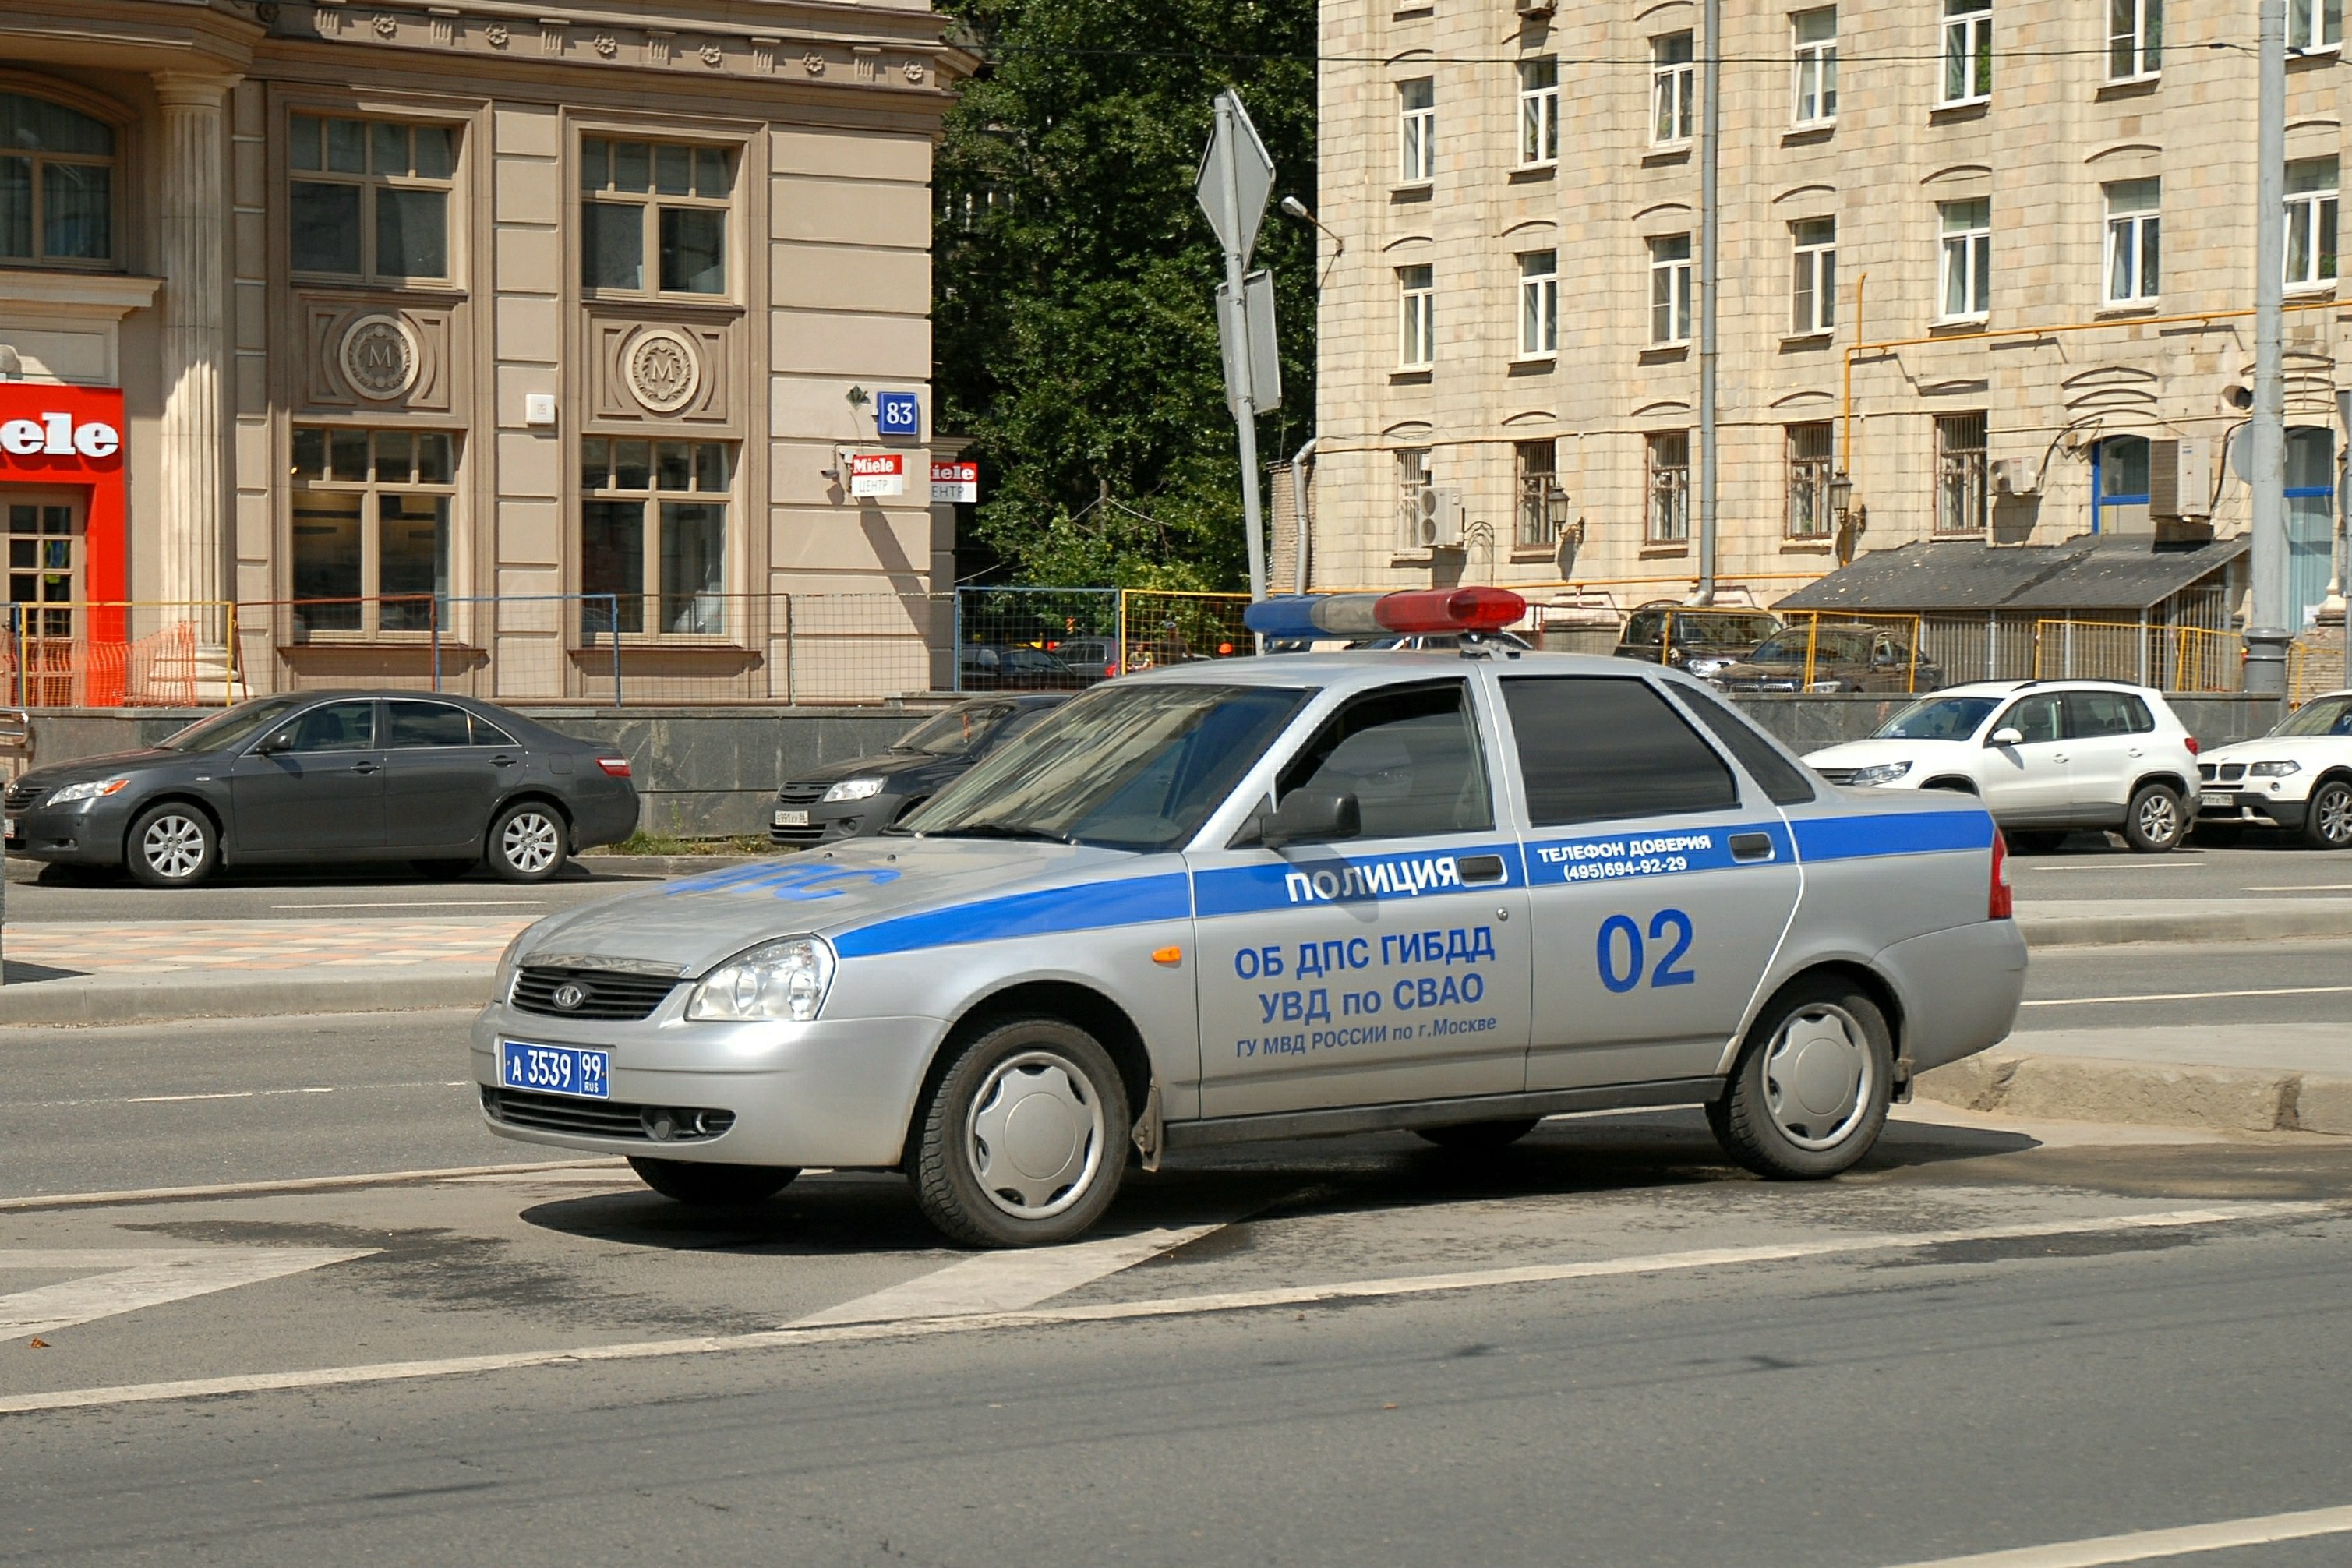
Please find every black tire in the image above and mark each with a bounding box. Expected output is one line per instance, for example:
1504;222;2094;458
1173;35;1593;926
2191;822;2244;849
1414;1118;1540;1153
1706;976;1895;1180
908;1015;1129;1248
2122;782;2187;853
486;800;567;882
411;858;478;880
627;1157;800;1207
2304;779;2352;851
125;802;218;888
2005;830;2067;854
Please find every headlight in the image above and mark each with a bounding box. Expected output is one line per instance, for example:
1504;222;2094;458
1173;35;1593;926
2250;761;2301;778
1684;657;1730;678
821;777;885;803
687;936;835;1022
1847;761;1913;786
45;776;129;806
1805;680;1843;693
492;931;528;1004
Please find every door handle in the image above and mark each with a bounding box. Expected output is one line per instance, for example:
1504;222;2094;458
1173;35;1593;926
1729;832;1775;863
350;761;380;775
2053;753;2069;763
1457;853;1507;885
489;754;518;767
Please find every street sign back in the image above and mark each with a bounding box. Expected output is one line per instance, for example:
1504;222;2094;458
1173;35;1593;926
1195;90;1274;265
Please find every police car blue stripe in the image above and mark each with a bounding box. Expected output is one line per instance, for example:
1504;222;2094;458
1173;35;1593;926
1522;820;1791;885
1791;808;1994;862
832;871;1193;959
1193;842;1526;918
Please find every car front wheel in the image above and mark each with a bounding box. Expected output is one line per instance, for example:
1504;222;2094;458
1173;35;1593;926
487;800;567;882
1707;977;1893;1180
2122;782;2187;853
125;803;218;888
2305;779;2352;850
909;1016;1128;1248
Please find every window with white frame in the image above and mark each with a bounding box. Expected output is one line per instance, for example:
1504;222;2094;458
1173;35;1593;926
1939;198;1991;320
579;437;734;636
1792;9;1838;125
1936;413;1990;535
1791;217;1836;335
1941;0;1993;104
1649;234;1693;344
2103;178;2160;305
1399;79;1436;184
2287;157;2339;289
1518;250;1558;358
1398;264;1435;368
1518;58;1559;166
581;136;734;297
1647;431;1692;543
1651;34;1696;146
2107;0;2161;80
1785;422;1835;539
2291;0;2343;50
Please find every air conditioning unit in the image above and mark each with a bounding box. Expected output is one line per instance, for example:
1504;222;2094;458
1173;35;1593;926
2149;436;2213;520
1990;457;2038;496
1414;486;1467;549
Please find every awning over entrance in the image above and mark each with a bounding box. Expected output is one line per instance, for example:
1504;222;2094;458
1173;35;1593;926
1773;533;2246;615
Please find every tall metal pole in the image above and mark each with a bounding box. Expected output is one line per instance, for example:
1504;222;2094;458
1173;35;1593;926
2245;0;2290;697
1693;0;1720;605
1214;97;1270;606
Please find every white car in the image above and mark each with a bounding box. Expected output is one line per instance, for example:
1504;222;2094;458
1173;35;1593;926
2193;689;2352;849
1803;680;2201;853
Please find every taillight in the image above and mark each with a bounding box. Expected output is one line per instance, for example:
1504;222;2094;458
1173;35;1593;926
2184;736;2201;756
1988;829;2012;920
596;756;631;778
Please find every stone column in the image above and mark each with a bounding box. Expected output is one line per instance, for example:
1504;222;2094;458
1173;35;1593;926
153;72;238;629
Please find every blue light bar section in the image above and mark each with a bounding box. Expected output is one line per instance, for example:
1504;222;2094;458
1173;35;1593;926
1242;595;1386;638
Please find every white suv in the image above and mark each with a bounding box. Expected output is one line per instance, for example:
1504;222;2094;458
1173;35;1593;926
1802;680;2201;853
2194;689;2352;849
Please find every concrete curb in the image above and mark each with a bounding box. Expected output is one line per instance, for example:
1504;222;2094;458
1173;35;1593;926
2015;897;2352;948
0;966;494;1028
574;853;761;877
1915;1048;2352;1137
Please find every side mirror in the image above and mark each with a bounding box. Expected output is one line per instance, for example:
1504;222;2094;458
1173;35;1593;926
256;729;298;755
1262;789;1361;849
1988;727;2024;748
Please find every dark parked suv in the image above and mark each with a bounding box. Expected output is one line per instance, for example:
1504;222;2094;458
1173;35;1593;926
2;691;639;886
1612;605;1784;680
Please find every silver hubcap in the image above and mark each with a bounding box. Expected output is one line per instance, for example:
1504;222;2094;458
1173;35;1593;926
2137;792;2179;843
141;814;207;879
2318;786;2352;847
1762;1003;1875;1151
501;811;560;873
965;1050;1105;1220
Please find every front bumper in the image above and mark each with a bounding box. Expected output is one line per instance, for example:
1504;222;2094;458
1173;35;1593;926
4;795;137;866
2195;789;2308;830
768;796;898;849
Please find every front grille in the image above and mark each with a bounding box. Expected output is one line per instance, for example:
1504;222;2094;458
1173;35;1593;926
511;965;680;1021
2218;763;2248;782
482;1086;736;1142
5;781;44;810
777;782;826;806
770;821;826;846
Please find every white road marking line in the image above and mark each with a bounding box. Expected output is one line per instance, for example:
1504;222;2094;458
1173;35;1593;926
2022;983;2352;1008
0;1201;2326;1417
0;1247;376;1337
26;1082;459;1111
791;1225;1225;1326
1874;1502;2352;1567
2244;883;2352;892
0;1158;620;1213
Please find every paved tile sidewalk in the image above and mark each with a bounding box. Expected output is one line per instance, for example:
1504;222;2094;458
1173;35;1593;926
2;919;530;975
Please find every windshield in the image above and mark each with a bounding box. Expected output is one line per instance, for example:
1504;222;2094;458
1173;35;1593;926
157;697;306;753
1750;630;1872;665
898;682;1312;853
2276;694;2352;737
895;703;1015;756
1671;613;1779;648
1874;695;2001;741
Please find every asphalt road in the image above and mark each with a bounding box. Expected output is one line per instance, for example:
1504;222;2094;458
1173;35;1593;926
1;860;660;922
2008;838;2352;900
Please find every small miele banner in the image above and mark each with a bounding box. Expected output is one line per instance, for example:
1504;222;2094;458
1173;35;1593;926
846;451;907;498
931;461;980;504
0;383;129;606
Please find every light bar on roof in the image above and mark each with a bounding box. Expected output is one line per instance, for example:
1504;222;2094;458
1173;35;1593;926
1242;588;1527;641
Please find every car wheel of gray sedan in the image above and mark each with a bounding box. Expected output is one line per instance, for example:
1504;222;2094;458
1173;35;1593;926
487;801;567;883
2122;782;2187;853
2304;779;2352;850
1706;976;1893;1181
627;1157;800;1207
1414;1118;1540;1154
910;1016;1128;1248
125;803;217;888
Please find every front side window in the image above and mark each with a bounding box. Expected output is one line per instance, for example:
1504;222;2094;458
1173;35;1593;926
1647;430;1692;543
284;699;380;754
0;92;115;265
1649;233;1693;344
1792;9;1838;125
1518;249;1558;358
2109;0;2162;79
579;437;734;636
581;136;733;296
1398;264;1435;367
1502;676;1738;826
2291;0;2343;48
1936;412;1990;535
1515;439;1559;548
1651;33;1697;146
1941;0;1994;104
1398;79;1436;184
1791;217;1836;334
1939;198;1991;320
289;426;456;634
1277;682;1492;841
1996;693;2064;745
2104;178;2161;304
289;115;457;281
2287;157;2339;289
1518;58;1559;166
1786;422;1834;539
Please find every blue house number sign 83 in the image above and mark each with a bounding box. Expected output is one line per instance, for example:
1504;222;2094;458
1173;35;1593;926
1597;909;1696;993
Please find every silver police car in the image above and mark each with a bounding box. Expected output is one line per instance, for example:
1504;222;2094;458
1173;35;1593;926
475;645;2026;1248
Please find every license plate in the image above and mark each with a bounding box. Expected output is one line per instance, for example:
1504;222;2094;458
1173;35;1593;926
773;809;809;828
2200;790;2235;810
2;818;13;840
499;1040;610;1100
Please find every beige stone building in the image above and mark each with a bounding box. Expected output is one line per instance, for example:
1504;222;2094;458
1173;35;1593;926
0;0;963;706
1305;0;2350;634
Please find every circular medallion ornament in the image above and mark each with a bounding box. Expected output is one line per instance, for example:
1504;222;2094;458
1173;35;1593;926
338;313;420;401
625;328;702;415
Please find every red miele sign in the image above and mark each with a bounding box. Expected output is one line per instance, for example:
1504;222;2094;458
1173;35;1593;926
0;383;128;606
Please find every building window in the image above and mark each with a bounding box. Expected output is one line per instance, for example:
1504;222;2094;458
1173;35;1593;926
1786;423;1835;539
2104;178;2160;305
1939;199;1991;321
579;438;734;636
1518;250;1558;358
2286;157;2339;290
2108;0;2161;80
0;93;115;266
1791;218;1836;335
581;136;733;296
2091;433;2152;534
1395;447;1432;549
289;427;457;633
1398;79;1436;185
1651;34;1697;147
1649;235;1693;345
1515;440;1560;549
2287;426;2336;629
2291;0;2343;50
1518;58;1560;167
1398;264;1435;368
1941;0;1994;104
1792;9;1838;125
289;115;456;281
1647;431;1691;543
1936;413;1989;535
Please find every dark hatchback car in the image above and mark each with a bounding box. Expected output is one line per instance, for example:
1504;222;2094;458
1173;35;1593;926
957;644;1088;690
3;691;639;887
770;694;1066;849
1713;624;1946;695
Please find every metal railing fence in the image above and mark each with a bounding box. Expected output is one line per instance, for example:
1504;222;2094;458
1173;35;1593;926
1774;610;1931;694
2;602;237;708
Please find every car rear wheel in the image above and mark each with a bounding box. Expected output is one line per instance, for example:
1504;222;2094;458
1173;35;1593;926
2122;783;2187;853
125;803;217;888
909;1016;1128;1248
2305;779;2352;850
1707;977;1893;1180
627;1157;800;1206
487;800;567;882
1414;1118;1540;1153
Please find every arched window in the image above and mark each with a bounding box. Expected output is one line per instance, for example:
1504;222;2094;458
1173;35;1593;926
0;92;116;265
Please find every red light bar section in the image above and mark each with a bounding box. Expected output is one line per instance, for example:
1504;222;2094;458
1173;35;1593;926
1372;588;1527;635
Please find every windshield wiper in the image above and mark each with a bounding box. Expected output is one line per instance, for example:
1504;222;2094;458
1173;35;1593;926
918;823;1075;844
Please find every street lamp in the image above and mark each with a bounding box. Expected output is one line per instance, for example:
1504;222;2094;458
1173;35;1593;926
1828;470;1854;520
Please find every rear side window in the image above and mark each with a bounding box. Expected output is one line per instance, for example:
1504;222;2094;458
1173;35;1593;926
384;700;474;748
1666;685;1817;804
469;713;518;747
2063;690;2153;738
1621;612;1663;646
1279;681;1493;839
1500;676;1739;826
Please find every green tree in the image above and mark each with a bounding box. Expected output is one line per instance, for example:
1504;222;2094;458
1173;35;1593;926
934;0;1315;590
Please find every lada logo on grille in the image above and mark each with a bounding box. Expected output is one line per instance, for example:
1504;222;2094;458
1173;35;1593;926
551;983;587;1011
